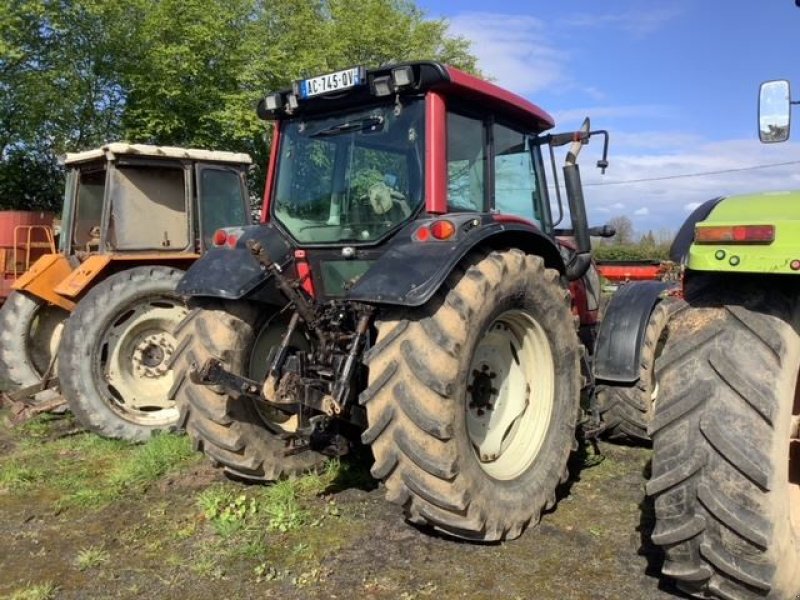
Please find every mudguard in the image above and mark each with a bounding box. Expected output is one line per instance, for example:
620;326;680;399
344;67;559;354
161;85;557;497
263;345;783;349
347;214;565;306
669;196;724;263
176;223;292;305
593;280;675;384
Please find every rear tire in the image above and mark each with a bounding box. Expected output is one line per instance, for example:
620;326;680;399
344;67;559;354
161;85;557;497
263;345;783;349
361;249;581;541
596;299;675;442
648;282;800;599
169;301;326;481
58;267;187;441
0;290;67;389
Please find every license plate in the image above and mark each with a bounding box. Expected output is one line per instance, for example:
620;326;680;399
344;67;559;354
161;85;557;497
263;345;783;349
299;67;363;99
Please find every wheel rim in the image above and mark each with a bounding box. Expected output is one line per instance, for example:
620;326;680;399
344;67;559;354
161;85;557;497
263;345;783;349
97;297;188;426
28;304;67;376
465;309;555;481
247;317;307;433
790;369;800;538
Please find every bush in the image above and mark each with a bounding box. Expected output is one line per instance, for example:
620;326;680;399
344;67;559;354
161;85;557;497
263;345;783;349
592;243;670;262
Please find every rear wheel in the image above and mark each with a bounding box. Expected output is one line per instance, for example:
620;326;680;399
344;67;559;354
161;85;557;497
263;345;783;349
170;301;326;481
58;267;187;441
596;299;674;442
0;290;67;389
361;249;581;541
648;283;800;599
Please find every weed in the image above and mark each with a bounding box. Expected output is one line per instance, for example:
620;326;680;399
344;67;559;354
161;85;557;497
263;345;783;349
198;486;258;537
0;461;43;490
190;556;225;580
262;480;309;533
74;545;110;571
7;582;57;600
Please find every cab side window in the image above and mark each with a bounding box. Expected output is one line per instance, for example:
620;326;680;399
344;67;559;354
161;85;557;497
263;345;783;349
447;112;485;211
493;123;542;227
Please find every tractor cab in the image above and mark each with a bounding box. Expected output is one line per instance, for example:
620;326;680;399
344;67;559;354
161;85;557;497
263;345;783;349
14;144;252;312
195;62;610;304
60;144;252;258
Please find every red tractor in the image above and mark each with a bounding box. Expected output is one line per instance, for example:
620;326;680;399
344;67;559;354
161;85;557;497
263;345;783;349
168;62;644;540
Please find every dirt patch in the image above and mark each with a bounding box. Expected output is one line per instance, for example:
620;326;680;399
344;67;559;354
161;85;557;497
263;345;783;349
0;414;681;599
670;306;724;338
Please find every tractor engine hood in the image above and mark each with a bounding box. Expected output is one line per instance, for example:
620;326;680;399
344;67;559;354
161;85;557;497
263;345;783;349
687;189;800;275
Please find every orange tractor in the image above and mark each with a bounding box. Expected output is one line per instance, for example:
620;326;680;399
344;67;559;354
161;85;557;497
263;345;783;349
0;143;252;441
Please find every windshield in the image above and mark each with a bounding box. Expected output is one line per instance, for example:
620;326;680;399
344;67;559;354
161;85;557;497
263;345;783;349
273;99;425;243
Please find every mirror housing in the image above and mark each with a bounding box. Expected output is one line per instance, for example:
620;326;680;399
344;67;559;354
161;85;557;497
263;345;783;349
759;80;791;143
588;224;616;238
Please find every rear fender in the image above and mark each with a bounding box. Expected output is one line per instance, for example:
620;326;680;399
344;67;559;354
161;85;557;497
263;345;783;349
594;280;676;384
12;254;76;311
176;223;292;304
347;214;565;306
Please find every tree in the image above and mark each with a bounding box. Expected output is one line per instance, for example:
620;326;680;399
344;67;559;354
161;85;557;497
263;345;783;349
607;215;634;245
0;0;478;211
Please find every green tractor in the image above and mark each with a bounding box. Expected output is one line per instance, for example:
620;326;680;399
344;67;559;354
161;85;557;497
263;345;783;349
646;80;800;599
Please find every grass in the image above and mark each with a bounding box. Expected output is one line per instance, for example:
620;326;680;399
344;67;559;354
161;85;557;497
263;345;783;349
0;461;43;490
74;545;110;571
7;582;57;600
0;418;200;509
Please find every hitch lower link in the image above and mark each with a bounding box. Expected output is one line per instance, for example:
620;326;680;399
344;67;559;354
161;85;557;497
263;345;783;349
189;359;350;457
189;359;296;414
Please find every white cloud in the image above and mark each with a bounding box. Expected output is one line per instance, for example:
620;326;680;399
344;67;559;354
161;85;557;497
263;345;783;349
552;105;677;126
634;207;650;216
561;8;683;38
576;136;800;232
446;13;567;95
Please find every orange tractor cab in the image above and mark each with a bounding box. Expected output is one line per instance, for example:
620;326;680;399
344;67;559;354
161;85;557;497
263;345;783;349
0;143;252;440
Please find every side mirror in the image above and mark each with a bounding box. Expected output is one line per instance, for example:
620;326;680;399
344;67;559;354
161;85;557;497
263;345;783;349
759;80;791;143
588;224;616;238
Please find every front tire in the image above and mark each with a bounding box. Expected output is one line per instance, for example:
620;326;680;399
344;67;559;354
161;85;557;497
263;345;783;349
361;249;581;541
648;282;800;599
170;301;326;481
0;290;68;389
58;267;188;441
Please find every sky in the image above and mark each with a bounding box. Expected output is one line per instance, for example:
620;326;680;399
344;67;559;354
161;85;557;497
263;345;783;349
418;0;800;235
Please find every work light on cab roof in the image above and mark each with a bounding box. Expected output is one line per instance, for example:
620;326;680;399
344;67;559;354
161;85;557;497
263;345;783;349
261;65;416;116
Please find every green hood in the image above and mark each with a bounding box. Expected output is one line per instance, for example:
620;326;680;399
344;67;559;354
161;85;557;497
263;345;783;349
687;189;800;274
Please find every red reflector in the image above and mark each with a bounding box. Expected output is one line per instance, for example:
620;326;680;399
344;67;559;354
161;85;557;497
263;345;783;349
430;220;456;240
225;234;239;248
294;249;307;259
695;225;775;244
414;226;431;242
791;260;800;271
212;229;227;246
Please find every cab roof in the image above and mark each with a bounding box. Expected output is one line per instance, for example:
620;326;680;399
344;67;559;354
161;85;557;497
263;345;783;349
65;143;253;166
258;61;555;133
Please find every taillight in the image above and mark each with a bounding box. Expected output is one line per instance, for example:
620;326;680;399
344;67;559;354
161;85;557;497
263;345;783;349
212;228;241;248
414;220;456;242
212;229;227;246
294;249;315;297
695;225;775;244
430;220;456;240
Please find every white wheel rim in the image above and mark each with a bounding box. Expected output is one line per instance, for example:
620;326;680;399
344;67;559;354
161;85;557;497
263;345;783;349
98;299;187;425
466;309;555;481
